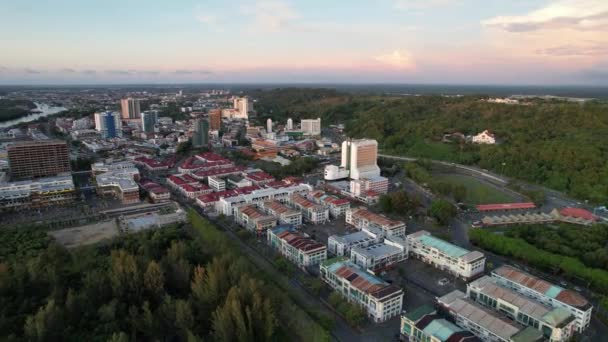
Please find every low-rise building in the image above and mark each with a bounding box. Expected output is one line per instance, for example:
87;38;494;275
139;180;170;202
327;226;383;257
491;265;592;332
267;225;327;268
350;176;389;196
208;176;226;192
234;204;277;235
215;184;312;216
244;171;275;186
467;276;576;342
260;200;302;226
472;130;496;144
0;175;76;211
96;171;140;204
400;305;481;342
346;207;406;238
320;257;403;323
289;193;330;224
406;230;485;280
120;208;187;232
350;237;408;272
310;190;350;217
437;290;541;342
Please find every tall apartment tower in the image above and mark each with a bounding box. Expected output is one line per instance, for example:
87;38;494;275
94;111;123;138
286;118;293;131
341;139;381;180
192;119;209;147
208;109;221;131
232;96;251;119
301;118;321;136
141;111;158;133
267;118;273;133
120;98;141;120
8;140;71;180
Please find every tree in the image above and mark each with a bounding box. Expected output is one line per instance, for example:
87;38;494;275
430;199;457;225
143;261;165;301
379;194;393;213
24;299;63;341
109;250;140;301
107;332;129;342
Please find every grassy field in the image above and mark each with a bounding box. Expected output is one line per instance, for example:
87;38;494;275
434;173;517;204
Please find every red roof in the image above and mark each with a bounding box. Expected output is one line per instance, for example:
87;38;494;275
193;165;246;179
246;171;275;182
196;185;260;203
476;202;536;211
559;207;598;222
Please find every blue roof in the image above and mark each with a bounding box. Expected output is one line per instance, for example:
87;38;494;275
269;224;295;235
422;319;462;341
545;285;564;299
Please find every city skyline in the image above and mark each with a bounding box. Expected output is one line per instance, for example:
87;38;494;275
1;0;607;85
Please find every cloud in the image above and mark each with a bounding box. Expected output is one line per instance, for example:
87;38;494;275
196;14;217;25
173;69;213;75
0;66;7;71
241;0;298;31
61;68;76;73
394;0;458;10
138;70;160;75
374;49;416;70
482;1;608;32
24;68;42;74
537;44;608;56
81;69;97;75
106;69;133;75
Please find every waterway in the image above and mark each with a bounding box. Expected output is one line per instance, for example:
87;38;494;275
0;103;67;129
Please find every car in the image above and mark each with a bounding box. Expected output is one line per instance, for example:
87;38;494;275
438;278;450;286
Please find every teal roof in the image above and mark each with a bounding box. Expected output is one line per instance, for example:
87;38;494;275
422;319;462;341
324;258;387;286
510;326;543;342
545;285;564;299
542;307;575;327
404;305;435;322
418;235;470;258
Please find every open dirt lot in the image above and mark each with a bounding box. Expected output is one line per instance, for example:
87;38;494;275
49;220;119;248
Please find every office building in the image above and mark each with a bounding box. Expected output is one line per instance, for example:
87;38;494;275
268;225;327;269
400;305;480;342
0;175;75;211
346;207;406;238
8;140;71;180
141;111;158;133
286;118;293;130
301;118;321;136
121;97;141;120
406;230;485;280
266;118;273;133
341;139;381;180
468;276;576;342
261;200;302;226
192;119;209;147
208;108;221;130
437;290;542;342
350;237;408;272
94;111;123;138
320;257;403;322
491;265;592;332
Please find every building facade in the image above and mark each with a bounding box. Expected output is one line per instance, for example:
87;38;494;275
208;108;221;130
341;139;381;180
289;193;329;224
0;175;75;211
94;111;123;138
268;225;327;268
8;140;71;180
346;207;406;238
192;118;209;147
141;110;158;133
121;98;141;120
327;227;383;257
301;118;321;136
261;200;302;226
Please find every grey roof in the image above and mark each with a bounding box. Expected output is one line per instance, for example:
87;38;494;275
352;242;403;258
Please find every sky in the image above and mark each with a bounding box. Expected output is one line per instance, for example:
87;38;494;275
0;0;607;85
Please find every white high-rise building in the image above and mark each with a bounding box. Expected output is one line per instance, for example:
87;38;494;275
94;111;123;138
341;139;380;180
232;96;251;119
286;118;293;130
301;118;321;136
266;118;273;133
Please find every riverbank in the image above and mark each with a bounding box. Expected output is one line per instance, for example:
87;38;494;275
0;102;67;128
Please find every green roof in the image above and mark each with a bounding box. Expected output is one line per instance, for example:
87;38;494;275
542;307;575;328
418;235;470;258
422;319;462;341
404;304;436;322
510;326;543;342
321;256;348;267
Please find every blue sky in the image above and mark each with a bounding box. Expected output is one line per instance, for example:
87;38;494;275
0;0;606;85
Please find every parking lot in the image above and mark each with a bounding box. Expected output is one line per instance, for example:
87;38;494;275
298;216;353;246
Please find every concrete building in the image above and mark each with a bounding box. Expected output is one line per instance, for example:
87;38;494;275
94;111;123;138
400;305;480;342
310;190;351;217
437;290;543;342
0;175;75;211
289;193;329;224
346;207;406;238
266;118;273;133
260;200;302;226
72;116;93;130
208;176;226;192
94;162;140;204
350;176;389;196
341;139;381;180
328;226;383;257
286;118;293;130
215;184;313;216
491;265;592;332
268;225;327;268
121;98;141;120
468;276;576;342
301;118;321;136
8;140;71;180
350;237;408;272
208;108;221;131
406;230;485;280
472;130;496;144
232;96;251;119
192;119;209;147
320;257;403;323
141;110;158;133
234;204;277;235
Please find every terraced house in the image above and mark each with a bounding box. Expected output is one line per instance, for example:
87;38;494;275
234;204;277;235
267;225;327;268
400;305;481;342
260;200;302;226
289;193;329;224
346;207;406;238
320;257;403;323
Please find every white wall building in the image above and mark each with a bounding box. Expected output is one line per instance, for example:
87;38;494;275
300;118;321;136
340;139;381;180
260;200;302;226
289;193;329;224
216;184;313;216
406;230;485;280
472;130;496;144
268;225;327;268
286;118;293;130
208;176;226;192
350;237;408;272
346;207;406;238
328;226;384;257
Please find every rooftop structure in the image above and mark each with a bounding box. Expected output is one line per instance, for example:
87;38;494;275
350;237;408;272
327;226;383;257
400;305;481;342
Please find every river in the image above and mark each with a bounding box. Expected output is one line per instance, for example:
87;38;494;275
0;103;68;129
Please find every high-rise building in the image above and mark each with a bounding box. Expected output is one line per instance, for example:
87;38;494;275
266;118;273;133
340;139;380;180
286;118;293;130
301;118;321;135
8;140;71;180
94;111;123;138
209;109;221;130
120;98;141;120
141;111;158;133
192;119;209;147
232;96;251;119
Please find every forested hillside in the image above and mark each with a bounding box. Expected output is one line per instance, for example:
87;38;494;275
0;99;36;122
254;89;608;203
